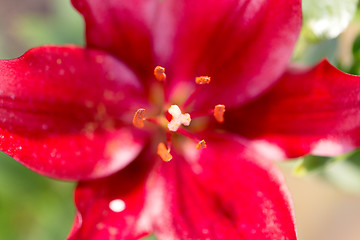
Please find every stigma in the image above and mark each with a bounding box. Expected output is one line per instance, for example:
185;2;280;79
167;105;191;132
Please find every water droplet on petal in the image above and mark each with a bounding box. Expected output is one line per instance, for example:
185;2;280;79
109;199;126;213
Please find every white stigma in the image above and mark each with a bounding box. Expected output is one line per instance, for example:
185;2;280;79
167;105;191;132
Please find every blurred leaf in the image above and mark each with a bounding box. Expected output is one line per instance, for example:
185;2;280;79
142;234;158;240
292;36;338;64
0;0;83;59
292;149;360;195
344;32;360;74
15;0;83;47
302;0;358;40
294;155;333;175
323;157;360;194
0;152;75;240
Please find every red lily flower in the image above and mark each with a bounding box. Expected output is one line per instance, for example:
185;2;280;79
2;0;359;239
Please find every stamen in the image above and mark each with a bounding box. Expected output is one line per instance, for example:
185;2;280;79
214;104;225;123
181;75;211;109
157;142;173;162
195;76;211;85
167;105;191;132
178;128;207;150
133;108;146;128
196;140;207;150
154;66;166;82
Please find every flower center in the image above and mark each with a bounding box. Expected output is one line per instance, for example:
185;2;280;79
132;66;226;162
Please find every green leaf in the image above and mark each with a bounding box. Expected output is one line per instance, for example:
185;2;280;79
292;149;360;194
294;155;333;175
302;0;358;40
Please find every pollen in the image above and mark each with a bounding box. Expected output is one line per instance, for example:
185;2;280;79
214;104;225;123
133;108;146;128
157;142;173;162
196;140;207;150
154;66;166;82
195;76;211;85
167;105;191;132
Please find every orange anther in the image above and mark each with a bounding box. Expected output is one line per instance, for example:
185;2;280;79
154;66;166;82
196;140;207;150
133;108;146;128
195;76;211;85
157;142;173;162
214;104;225;123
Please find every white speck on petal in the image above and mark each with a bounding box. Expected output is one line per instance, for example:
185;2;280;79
167;105;191;132
109;199;126;213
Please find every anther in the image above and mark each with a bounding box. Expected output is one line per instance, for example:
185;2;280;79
214;104;225;123
196;140;207;150
133;108;146;128
157;142;173;162
154;66;166;82
167;105;191;132
195;76;211;85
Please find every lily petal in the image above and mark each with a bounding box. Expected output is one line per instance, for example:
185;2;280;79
72;0;301;108
168;0;302;109
227;60;360;159
72;0;157;83
0;45;148;180
68;151;155;240
153;135;297;239
69;136;297;239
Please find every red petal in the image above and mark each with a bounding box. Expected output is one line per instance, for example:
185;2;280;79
227;60;360;158
152;135;297;239
68;153;154;240
0;46;148;180
72;0;157;83
72;0;301;108
69;136;297;239
168;0;302;109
